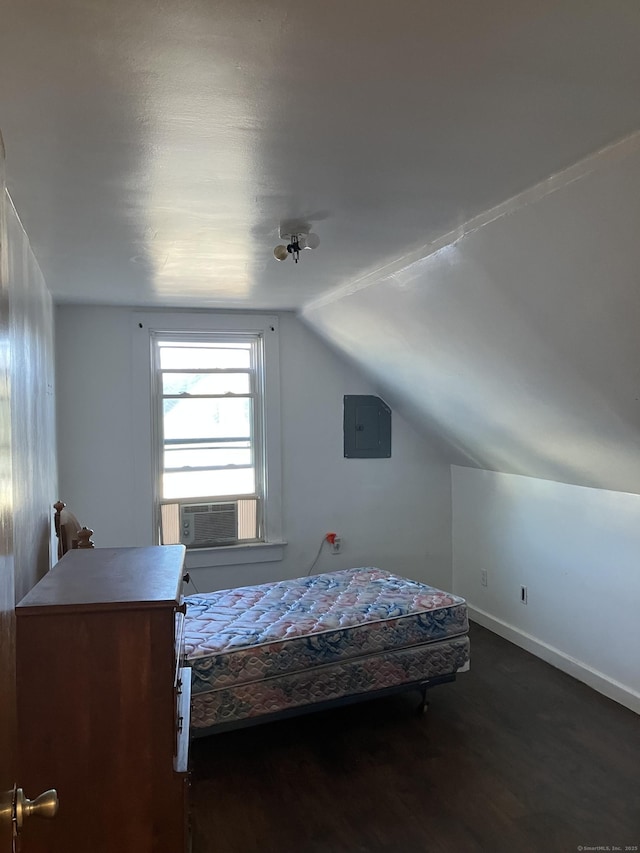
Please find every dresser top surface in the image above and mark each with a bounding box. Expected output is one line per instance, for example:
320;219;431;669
17;545;186;613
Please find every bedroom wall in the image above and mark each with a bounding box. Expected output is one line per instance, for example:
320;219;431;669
55;306;452;592
6;194;57;602
451;465;640;714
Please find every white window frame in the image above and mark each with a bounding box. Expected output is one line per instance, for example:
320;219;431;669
154;332;264;540
132;312;284;567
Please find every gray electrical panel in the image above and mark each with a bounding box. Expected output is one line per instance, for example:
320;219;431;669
343;395;391;458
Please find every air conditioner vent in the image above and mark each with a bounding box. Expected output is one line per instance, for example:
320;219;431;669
180;502;238;548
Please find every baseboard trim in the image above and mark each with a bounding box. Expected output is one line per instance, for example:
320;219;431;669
468;605;640;715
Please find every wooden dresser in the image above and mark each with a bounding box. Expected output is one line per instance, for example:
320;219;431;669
16;545;190;853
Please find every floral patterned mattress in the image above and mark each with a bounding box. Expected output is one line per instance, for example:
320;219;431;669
183;568;469;728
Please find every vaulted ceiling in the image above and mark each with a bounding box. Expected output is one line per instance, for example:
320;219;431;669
2;1;640;309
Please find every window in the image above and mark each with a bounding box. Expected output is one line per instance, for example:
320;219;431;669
132;313;283;557
156;334;263;546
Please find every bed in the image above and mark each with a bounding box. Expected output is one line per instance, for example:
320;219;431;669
183;567;470;736
53;500;94;557
51;504;469;733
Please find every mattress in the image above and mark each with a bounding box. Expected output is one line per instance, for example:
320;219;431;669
184;567;469;698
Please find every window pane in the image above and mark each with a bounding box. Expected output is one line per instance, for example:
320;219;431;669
164;446;252;470
162;372;251;396
163;468;256;499
159;344;251;370
163;398;251;440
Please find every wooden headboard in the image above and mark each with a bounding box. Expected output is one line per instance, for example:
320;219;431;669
53;500;94;559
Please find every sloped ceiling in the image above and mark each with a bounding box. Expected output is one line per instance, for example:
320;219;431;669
2;1;640;308
303;133;640;494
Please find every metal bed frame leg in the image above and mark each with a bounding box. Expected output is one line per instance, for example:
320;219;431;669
418;683;430;715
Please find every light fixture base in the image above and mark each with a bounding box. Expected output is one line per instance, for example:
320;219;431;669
278;221;311;241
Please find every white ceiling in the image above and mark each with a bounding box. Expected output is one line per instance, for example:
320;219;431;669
2;0;640;309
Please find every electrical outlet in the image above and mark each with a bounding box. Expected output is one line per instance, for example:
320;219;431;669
520;585;528;605
331;535;342;555
481;569;488;587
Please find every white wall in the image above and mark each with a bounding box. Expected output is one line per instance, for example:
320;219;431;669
452;465;640;713
56;307;452;591
6;194;57;601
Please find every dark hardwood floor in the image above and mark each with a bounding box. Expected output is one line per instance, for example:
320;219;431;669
190;623;640;853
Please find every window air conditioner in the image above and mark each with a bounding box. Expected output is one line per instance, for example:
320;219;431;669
180;502;238;548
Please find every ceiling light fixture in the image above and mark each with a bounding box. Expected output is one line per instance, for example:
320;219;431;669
273;229;320;263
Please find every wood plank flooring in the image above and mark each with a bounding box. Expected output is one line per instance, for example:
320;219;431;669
190;623;640;853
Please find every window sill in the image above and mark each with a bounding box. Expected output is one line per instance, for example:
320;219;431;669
184;540;287;569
